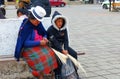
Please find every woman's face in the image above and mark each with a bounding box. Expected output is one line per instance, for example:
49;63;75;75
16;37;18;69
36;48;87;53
30;19;40;26
55;18;64;29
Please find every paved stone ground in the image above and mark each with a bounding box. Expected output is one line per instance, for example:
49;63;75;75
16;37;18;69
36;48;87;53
4;4;120;79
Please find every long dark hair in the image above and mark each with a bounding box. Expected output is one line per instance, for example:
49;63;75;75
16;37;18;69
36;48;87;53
17;8;28;16
28;12;36;20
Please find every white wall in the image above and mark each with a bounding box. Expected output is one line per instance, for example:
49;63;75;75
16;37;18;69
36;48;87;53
0;19;22;57
0;18;51;59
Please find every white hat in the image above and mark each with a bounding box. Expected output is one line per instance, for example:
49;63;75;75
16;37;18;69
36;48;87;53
30;6;46;21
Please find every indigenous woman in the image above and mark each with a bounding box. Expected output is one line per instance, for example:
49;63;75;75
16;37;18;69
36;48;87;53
14;6;57;79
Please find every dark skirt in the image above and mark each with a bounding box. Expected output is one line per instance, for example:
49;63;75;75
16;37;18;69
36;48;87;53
22;46;58;77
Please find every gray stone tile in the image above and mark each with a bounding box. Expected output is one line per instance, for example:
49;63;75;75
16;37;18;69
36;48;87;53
84;72;99;78
107;68;120;74
85;67;101;72
103;74;120;79
98;65;115;70
87;76;106;79
94;70;111;75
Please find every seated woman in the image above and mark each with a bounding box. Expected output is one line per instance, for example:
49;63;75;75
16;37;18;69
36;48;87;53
14;6;58;79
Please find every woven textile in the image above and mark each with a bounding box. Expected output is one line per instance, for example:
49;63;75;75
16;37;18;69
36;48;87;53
22;46;58;77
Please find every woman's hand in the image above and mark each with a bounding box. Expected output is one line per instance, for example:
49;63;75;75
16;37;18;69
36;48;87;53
40;39;48;46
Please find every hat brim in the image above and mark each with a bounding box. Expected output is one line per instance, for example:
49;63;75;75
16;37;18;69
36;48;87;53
30;7;44;21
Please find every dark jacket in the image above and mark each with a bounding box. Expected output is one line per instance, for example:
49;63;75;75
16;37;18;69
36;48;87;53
47;11;69;52
14;19;47;61
31;0;51;17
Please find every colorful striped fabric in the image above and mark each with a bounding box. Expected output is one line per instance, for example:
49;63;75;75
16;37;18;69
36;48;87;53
22;46;58;77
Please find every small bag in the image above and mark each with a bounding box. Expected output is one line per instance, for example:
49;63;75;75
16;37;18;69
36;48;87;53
61;58;81;79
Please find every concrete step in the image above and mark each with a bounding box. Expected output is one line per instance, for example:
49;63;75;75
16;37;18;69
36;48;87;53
0;59;34;79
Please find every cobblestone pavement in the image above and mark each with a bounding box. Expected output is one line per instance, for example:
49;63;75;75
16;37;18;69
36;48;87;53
5;4;120;79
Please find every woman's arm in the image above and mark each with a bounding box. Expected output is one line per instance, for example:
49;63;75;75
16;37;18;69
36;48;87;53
23;34;40;47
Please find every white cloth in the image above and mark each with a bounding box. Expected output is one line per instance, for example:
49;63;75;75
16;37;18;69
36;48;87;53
52;48;87;77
